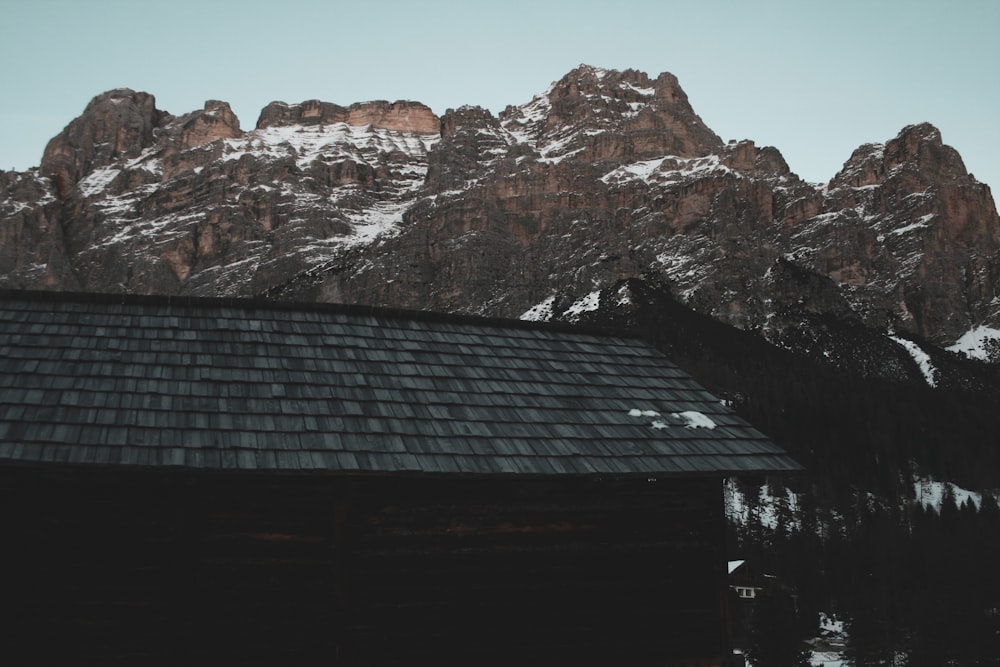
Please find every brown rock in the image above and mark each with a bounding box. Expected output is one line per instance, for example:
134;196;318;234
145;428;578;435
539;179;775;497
256;100;349;128
177;100;244;151
345;101;439;134
40;89;171;196
257;99;438;134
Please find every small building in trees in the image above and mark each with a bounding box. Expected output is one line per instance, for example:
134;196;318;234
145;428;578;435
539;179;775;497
729;559;765;600
0;290;800;664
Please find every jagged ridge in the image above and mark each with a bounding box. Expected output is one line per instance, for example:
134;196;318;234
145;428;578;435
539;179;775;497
2;64;999;364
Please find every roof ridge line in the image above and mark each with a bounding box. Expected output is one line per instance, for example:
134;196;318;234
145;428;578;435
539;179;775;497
0;288;649;341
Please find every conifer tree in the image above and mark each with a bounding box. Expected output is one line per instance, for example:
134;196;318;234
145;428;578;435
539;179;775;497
745;589;811;667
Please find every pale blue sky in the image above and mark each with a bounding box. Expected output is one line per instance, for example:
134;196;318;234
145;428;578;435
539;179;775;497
2;0;998;191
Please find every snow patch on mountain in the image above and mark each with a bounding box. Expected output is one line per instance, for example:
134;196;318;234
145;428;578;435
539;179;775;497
913;477;985;512
224;122;438;169
78;166;121;197
601;154;732;186
948;325;1000;361
888;214;934;237
564;290;601;320
500;89;553;146
889;335;937;386
520;295;556;322
341;198;414;246
621;81;655;96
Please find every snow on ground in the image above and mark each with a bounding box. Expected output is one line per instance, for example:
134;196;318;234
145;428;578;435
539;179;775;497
948;324;1000;361
809;651;848;667
913;477;984;511
819;613;844;637
889;335;937;387
739;611;848;667
724;479;801;531
739;650;846;667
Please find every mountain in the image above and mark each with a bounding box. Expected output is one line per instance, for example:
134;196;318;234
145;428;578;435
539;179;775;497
2;65;1000;372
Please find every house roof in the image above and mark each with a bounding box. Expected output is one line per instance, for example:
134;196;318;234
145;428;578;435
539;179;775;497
0;290;800;477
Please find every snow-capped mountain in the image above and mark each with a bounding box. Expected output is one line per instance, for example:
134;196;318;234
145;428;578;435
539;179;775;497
2;65;999;370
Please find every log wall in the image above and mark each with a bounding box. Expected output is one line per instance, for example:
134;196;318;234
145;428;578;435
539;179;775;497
0;467;728;665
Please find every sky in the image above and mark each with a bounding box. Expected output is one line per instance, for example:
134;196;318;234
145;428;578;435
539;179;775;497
2;0;998;192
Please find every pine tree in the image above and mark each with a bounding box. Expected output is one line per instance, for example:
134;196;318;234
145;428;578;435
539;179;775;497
745;589;812;667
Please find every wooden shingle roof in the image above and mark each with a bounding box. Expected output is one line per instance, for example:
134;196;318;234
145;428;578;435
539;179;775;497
0;291;800;477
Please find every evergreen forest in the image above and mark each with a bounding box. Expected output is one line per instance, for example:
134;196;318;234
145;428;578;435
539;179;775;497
593;278;1000;665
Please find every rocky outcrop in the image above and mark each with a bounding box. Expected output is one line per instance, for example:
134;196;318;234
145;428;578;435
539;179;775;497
787;122;1000;342
3;65;999;356
173;100;244;151
500;66;723;165
257;99;438;134
39;89;171;196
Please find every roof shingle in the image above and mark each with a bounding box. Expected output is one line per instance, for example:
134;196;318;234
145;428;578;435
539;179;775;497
0;290;801;477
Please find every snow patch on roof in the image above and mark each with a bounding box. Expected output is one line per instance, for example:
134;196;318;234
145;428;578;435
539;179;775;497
889;335;937;387
633;408;717;430
673;411;717;429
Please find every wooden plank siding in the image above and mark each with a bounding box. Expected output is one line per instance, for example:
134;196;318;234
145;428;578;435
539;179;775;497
0;466;729;665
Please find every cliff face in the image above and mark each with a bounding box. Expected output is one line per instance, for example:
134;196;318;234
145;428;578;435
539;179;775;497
2;65;999;357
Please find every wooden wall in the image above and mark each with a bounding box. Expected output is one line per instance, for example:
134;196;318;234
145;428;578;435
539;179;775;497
0;467;728;665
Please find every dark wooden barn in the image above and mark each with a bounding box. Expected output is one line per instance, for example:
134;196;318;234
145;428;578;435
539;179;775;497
0;290;799;665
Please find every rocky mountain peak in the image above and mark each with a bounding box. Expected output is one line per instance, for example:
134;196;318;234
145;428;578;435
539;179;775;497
828;123;974;192
498;64;722;165
884;122;970;182
172;100;244;152
39;88;171;196
257;99;438;135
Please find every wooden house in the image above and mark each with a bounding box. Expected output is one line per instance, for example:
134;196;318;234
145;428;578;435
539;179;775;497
0;290;800;664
